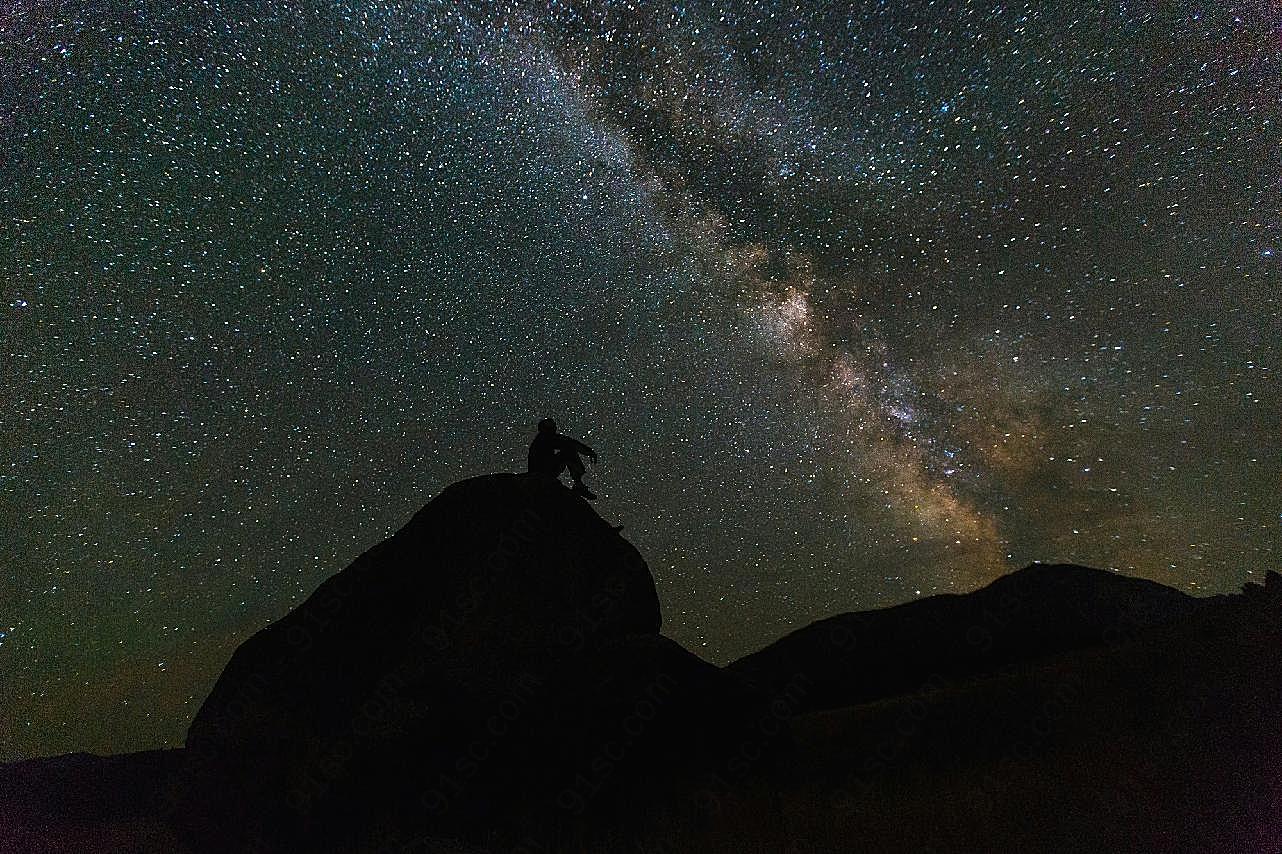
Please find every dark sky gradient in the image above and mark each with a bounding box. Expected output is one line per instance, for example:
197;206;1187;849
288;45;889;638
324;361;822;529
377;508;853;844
3;0;1279;759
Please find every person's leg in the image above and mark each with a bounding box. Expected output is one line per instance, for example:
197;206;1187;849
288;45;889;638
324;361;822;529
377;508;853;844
559;450;595;499
564;451;586;482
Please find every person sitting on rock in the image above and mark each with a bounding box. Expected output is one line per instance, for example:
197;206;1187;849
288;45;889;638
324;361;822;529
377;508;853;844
528;417;598;500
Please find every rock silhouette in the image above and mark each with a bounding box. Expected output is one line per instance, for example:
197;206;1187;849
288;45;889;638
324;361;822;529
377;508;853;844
188;472;661;765
729;562;1207;715
2;475;1280;853
183;473;754;850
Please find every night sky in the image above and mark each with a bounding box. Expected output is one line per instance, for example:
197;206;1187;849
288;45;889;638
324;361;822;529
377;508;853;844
3;0;1279;760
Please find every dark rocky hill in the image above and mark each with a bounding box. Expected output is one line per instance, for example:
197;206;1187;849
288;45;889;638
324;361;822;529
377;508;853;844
728;562;1210;715
2;474;1279;853
180;473;758;850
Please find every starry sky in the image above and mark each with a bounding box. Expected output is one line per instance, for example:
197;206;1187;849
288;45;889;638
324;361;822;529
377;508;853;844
3;0;1279;760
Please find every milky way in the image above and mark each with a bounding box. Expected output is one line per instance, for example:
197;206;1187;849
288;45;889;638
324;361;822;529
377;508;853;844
3;0;1279;758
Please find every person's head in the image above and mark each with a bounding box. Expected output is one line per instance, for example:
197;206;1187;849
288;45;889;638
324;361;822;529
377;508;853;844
538;417;557;435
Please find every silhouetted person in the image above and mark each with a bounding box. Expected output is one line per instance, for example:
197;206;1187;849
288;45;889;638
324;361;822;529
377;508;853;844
528;418;598;500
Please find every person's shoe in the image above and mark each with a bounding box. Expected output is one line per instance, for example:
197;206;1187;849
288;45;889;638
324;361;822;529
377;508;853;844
572;481;597;500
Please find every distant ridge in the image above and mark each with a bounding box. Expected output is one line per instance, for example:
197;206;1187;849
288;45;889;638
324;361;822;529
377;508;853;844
728;562;1207;715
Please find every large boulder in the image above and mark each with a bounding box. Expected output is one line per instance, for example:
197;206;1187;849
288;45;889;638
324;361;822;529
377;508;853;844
182;473;751;849
189;473;661;753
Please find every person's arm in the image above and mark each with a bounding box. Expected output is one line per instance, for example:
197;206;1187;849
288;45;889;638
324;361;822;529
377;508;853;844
567;436;597;462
